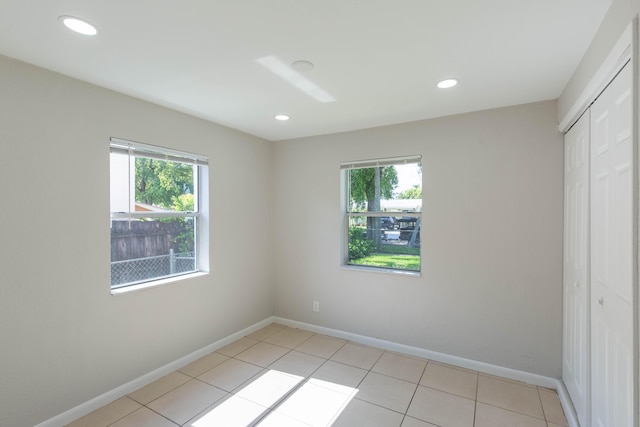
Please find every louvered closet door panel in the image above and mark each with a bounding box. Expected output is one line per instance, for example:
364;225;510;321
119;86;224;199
563;110;590;427
590;61;634;427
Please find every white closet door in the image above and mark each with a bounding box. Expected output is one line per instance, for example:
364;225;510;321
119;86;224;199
563;110;590;427
590;61;634;427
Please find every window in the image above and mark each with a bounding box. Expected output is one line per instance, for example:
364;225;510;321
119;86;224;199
109;138;208;290
342;156;422;272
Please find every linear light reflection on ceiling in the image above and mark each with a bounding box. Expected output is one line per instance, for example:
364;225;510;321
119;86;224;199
257;56;336;103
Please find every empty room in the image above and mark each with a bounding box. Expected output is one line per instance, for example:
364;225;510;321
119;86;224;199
0;1;638;426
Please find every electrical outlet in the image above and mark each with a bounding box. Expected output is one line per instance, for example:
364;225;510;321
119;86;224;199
313;301;320;312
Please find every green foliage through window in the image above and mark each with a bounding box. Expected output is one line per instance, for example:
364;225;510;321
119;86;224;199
348;166;398;211
135;158;194;210
397;184;422;200
348;227;376;260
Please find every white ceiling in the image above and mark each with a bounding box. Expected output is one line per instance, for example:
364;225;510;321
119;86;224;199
0;0;611;141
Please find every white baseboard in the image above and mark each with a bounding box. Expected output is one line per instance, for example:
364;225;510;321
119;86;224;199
40;316;578;427
274;317;557;388
35;317;277;427
276;317;579;426
554;380;581;427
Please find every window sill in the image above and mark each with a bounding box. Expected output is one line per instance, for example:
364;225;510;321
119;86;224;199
341;265;422;277
110;271;208;295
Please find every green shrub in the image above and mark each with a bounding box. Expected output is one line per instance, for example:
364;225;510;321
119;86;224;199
348;227;376;260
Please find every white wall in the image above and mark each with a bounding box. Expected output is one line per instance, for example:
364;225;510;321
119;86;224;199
273;101;564;378
0;54;275;427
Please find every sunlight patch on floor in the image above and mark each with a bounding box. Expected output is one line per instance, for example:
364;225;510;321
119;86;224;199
191;370;302;426
190;394;267;427
257;377;358;426
190;369;358;427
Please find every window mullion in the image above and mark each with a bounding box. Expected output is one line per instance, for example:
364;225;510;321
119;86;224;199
347;211;421;217
111;211;198;219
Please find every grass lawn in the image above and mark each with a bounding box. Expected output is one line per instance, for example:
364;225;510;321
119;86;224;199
380;244;420;255
351;253;420;270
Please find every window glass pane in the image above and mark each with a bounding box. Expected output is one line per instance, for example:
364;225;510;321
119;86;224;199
111;217;196;287
134;157;195;213
347;215;420;271
348;163;421;212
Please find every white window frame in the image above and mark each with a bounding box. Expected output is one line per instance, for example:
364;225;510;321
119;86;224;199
341;155;422;274
109;138;209;292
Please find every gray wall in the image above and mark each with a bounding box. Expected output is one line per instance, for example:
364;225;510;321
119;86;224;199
273;101;564;378
0;54;275;427
559;0;639;120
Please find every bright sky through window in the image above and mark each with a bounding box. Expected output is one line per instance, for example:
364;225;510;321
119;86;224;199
394;163;422;194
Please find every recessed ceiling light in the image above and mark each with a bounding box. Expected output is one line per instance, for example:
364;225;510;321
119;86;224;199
437;78;458;89
275;115;290;121
58;15;97;36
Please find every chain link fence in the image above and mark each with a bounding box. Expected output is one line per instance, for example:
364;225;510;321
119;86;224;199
111;250;195;287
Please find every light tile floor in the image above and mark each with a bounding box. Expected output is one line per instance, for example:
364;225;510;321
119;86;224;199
66;324;569;427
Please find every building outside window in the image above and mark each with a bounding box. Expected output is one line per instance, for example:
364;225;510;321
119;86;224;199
109;138;208;290
342;155;422;273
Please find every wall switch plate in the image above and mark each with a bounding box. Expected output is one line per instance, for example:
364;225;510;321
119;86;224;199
313;301;319;312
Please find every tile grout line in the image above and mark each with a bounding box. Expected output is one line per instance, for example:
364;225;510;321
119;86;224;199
536;386;548;424
473;368;479;427
400;357;430;426
478;401;548;423
141;406;180;427
100;397;142;427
